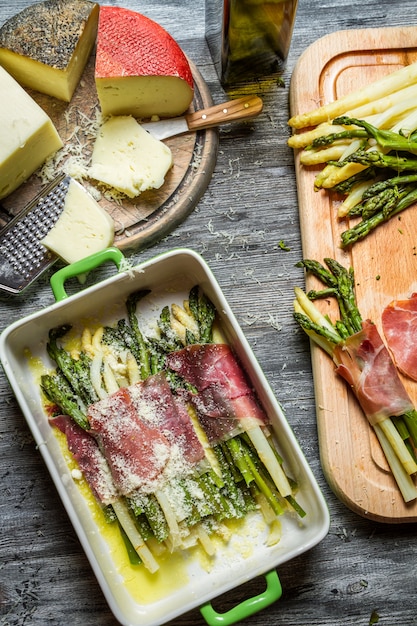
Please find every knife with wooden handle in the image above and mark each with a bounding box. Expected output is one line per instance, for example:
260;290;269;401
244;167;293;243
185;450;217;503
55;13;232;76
141;95;263;140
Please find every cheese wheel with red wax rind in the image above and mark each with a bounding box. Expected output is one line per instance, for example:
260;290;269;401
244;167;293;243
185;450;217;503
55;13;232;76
95;6;194;118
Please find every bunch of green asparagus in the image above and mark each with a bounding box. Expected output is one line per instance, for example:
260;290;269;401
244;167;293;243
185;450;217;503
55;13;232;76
293;258;417;502
288;62;417;247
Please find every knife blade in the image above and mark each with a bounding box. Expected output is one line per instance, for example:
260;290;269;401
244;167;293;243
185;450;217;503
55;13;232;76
141;95;263;140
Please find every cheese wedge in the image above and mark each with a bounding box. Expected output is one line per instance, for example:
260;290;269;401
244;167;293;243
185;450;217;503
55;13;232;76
41;179;114;264
95;6;194;118
88;116;173;198
0;66;63;200
0;0;99;102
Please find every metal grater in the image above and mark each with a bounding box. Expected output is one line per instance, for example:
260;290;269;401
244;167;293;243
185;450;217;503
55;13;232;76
0;174;71;295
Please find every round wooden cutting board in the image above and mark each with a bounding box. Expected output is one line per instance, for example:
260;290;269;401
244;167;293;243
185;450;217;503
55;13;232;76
2;54;218;254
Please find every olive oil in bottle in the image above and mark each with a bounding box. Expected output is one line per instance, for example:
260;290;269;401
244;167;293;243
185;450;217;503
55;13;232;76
206;0;298;85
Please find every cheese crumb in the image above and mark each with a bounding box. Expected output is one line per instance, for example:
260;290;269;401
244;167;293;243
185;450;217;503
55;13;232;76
71;468;83;480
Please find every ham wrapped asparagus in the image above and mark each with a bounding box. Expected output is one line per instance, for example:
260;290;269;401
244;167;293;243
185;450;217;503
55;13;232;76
294;257;417;502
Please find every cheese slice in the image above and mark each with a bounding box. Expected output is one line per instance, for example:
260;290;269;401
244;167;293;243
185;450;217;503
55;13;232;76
88;116;173;198
41;179;114;264
0;0;99;102
0;66;63;200
95;6;194;118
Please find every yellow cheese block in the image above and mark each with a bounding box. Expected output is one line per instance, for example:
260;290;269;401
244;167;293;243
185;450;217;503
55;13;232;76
41;179;114;264
0;66;63;200
0;0;99;102
95;6;194;118
88;116;173;198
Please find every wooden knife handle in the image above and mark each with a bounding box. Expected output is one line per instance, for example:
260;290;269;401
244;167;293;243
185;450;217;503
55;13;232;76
185;96;263;131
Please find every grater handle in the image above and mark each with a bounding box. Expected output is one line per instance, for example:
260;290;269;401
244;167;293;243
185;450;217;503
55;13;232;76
199;570;282;626
50;247;125;302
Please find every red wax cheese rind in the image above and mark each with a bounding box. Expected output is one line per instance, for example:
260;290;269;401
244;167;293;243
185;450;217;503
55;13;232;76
95;6;194;118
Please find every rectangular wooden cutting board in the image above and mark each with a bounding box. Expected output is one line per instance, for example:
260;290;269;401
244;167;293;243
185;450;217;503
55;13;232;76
289;26;417;522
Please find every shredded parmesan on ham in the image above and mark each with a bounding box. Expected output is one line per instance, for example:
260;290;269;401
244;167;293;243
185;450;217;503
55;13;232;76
86;374;205;496
88;386;171;495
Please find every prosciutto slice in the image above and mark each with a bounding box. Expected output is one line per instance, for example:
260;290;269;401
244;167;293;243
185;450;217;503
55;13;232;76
87;373;205;496
129;373;205;465
88;386;172;496
166;344;268;443
333;319;414;425
381;293;417;381
51;372;205;501
50;415;119;505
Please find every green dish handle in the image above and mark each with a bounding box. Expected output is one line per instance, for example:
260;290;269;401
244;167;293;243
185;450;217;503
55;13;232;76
50;247;125;302
199;570;282;626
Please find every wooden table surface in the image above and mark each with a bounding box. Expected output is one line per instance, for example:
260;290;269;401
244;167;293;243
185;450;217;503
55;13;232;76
1;1;417;625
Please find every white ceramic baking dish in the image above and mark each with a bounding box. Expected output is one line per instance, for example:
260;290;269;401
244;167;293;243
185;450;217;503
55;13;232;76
0;247;329;626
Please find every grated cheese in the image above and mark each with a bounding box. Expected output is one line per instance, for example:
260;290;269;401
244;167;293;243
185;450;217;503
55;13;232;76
38;104;103;185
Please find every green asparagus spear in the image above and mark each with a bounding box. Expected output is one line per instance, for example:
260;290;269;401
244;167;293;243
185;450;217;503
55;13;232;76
307;128;369;148
102;325;130;353
156;305;184;353
213;445;249;518
225;436;285;516
332;149;417;171
188;285;216;343
41;373;90;430
114;318;149;378
341;185;417;247
296;258;361;336
46;326;98;406
322;258;362;334
118;523;143;565
361;173;417;197
347;186;408;220
332;168;377;194
125;290;152;379
333;116;417;154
